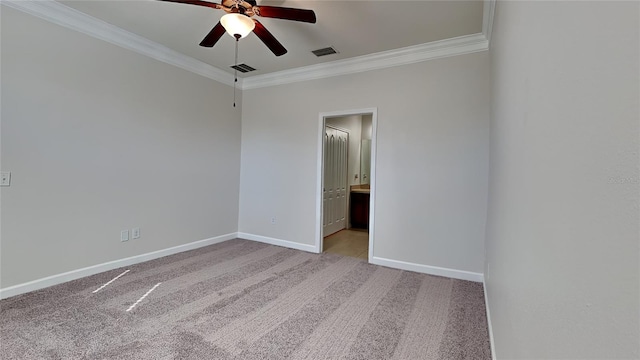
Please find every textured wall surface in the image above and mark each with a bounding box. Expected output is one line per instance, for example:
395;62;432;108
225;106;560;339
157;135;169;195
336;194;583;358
485;1;640;358
1;7;242;287
239;53;490;274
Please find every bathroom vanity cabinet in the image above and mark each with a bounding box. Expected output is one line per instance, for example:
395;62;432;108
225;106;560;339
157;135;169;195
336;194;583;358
350;190;370;230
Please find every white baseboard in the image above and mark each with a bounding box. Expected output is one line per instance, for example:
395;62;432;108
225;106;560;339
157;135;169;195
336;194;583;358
237;232;316;253
483;277;497;360
0;232;237;300
370;256;484;283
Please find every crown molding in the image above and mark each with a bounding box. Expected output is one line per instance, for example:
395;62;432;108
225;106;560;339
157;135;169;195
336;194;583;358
483;0;496;44
241;33;488;90
242;0;495;90
1;0;237;87
2;0;495;90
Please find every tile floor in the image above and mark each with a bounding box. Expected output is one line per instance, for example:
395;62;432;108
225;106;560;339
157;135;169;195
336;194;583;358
323;229;369;259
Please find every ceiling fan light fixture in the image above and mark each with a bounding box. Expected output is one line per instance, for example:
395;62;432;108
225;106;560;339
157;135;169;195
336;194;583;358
220;13;255;39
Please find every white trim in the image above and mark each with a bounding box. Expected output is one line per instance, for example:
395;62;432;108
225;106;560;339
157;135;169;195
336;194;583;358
483;277;498;360
370;256;484;283
242;33;488;90
237;232;316;253
0;233;237;300
1;0;236;87
368;110;378;263
315;114;326;254
482;0;497;45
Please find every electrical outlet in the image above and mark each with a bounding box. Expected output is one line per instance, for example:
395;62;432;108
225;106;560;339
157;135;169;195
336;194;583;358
270;217;276;225
0;172;11;186
121;230;129;242
132;228;140;239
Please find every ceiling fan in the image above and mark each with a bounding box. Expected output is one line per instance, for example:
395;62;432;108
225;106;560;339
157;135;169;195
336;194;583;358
159;0;317;56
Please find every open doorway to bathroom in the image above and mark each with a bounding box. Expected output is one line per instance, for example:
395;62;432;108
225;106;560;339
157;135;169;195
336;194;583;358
316;108;376;261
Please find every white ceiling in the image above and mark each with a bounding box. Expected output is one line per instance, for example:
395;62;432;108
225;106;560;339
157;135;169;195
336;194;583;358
57;0;484;77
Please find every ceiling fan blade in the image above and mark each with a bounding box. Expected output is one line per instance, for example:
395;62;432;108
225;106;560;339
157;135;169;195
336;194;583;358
199;22;226;47
256;6;316;23
252;20;287;56
157;0;221;10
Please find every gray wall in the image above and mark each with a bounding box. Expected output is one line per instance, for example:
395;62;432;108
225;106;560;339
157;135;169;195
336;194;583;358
239;52;490;274
485;1;640;358
1;7;242;287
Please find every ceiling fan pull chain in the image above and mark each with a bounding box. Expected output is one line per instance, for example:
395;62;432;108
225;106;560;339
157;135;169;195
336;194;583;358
233;36;239;107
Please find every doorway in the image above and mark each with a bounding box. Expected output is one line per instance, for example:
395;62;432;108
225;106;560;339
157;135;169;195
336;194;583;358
315;108;377;262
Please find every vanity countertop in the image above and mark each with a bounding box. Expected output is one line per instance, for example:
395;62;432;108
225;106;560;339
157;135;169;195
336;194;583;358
351;188;370;194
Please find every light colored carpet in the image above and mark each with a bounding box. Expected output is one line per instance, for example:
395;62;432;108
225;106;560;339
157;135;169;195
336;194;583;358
0;239;491;359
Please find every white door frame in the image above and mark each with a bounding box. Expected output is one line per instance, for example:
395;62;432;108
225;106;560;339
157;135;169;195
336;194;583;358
315;107;378;262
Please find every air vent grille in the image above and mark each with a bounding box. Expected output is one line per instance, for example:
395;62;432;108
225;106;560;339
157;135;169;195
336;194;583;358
312;47;338;57
230;63;256;73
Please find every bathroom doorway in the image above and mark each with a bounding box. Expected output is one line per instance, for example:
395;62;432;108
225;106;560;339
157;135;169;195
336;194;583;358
315;108;377;261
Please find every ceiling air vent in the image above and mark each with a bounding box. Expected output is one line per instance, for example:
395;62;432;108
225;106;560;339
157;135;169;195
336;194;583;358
230;63;257;73
312;47;338;57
